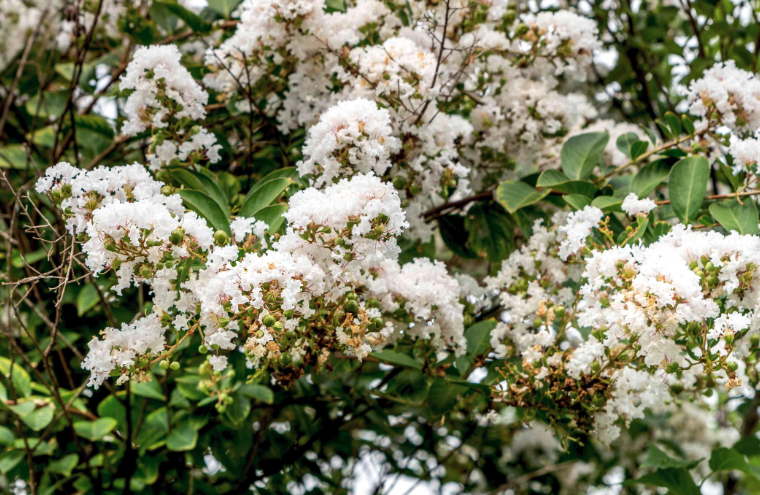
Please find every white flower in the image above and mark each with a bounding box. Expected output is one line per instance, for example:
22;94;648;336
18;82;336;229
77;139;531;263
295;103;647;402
621;193;657;216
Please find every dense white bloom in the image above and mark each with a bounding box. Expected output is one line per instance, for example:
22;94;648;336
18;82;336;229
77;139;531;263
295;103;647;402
81;314;166;389
727;135;760;175
298;99;400;186
121;45;209;136
687;61;760;131
621;193;657;216
558;206;603;260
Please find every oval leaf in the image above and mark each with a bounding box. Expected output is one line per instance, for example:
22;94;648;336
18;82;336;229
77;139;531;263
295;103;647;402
668;156;709;224
561;132;609;180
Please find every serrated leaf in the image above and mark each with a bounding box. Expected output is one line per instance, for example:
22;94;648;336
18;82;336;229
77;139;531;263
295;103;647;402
74;418;117;441
668;156;709;224
427;379;467;416
178;189;231;235
561;132;609;180
495;180;548;213
239;178;292;217
632;159;670;197
709;199;759;235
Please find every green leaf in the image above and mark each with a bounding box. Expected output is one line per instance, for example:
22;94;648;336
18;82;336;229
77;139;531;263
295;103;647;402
623;468;700;495
495;180;549;214
664;111;682;137
131;377;166;401
641;444;701;470
73;115;115;139
386;369;429;405
370;350;423;370
0;426;14;445
709;447;751;474
48;454;79;477
465;203;515;262
616;132;639;159
171;168;229;217
668;156;710;224
252;204;288;233
682;114;695;136
239;178;292;217
632;159;670;197
238;384;274;404
226;394;251;426
563;194;591;210
0;451;24;474
465;320;497;356
591;196;623;213
536;170;597;197
76;284;100;317
561;132;609;180
0;144;40;170
438;216;478;259
19;406;54;431
207;0;243;17
178;189;232;235
630;140;649;160
167;423;198;451
153;0;212;32
427;379;467;416
74;418;117;441
709;199;759;235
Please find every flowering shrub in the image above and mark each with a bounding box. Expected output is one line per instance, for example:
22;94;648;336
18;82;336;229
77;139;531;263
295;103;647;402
4;0;760;494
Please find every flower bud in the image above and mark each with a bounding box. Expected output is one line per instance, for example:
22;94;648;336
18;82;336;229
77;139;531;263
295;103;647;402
214;230;229;246
262;314;276;327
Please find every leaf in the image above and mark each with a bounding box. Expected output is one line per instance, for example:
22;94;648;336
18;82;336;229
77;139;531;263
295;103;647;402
74;418;117;441
253;204;288;233
682;114;695;136
239;178;292;217
561;132;609;180
563;194;591;210
495;180;549;214
167;423;198;451
427;379;467;416
438;216;478;259
226;394;251;426
0;144;40;170
178;189;231;235
632;159;670;197
0;357;32;399
73;115;115;139
668;156;710;224
641;444;701;470
664;111;682;137
238;384;274;404
76;284;100;317
131;377;165;401
536;170;597;197
624;468;700;495
465;320;497;356
207;0;243;17
709;447;751;474
19;406;54;431
0;451;24;474
616;132;639;159
48;454;79;477
591;196;623;213
153;0;211;33
0;426;14;445
369;350;423;370
386;369;429;405
465;203;515;262
630;141;649;160
709;199;759;235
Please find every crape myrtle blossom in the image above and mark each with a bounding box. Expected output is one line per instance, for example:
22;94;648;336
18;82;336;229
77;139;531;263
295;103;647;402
120;45;221;170
38;164;466;387
486;208;760;445
621;193;657;217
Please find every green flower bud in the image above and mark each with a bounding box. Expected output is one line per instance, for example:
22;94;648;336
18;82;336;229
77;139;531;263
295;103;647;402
727;361;739;371
159;360;170;370
139;264;153;278
161;185;173;196
170;229;184;245
214;230;229;246
273;321;284;332
279;352;292;366
262;314;276;327
199;345;209;354
170;361;180;371
344;300;360;314
392;176;407;190
670;383;684;394
553;306;566;318
514;23;529;36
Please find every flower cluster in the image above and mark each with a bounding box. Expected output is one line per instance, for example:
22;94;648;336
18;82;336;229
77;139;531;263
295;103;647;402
121;45;221;170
